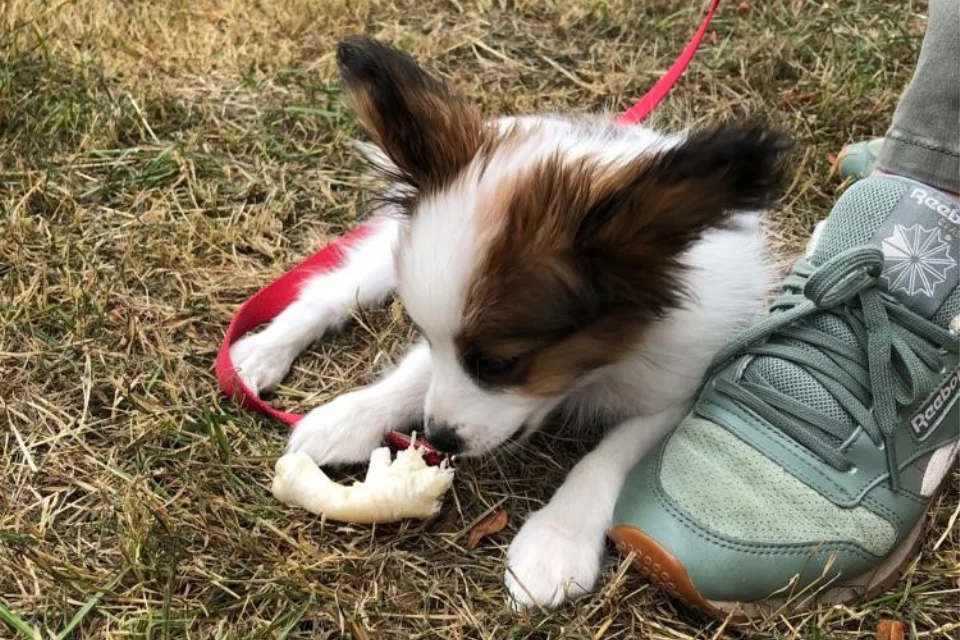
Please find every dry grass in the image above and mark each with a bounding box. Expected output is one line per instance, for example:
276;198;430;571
1;0;957;638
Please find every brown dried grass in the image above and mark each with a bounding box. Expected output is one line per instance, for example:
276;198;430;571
1;0;957;638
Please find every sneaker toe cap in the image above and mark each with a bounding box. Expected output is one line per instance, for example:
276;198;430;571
610;419;892;607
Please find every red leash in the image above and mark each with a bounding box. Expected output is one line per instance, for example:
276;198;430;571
214;222;379;425
215;0;722;460
616;0;722;126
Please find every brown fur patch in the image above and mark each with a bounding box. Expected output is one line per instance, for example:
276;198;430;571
337;37;493;197
457;123;788;396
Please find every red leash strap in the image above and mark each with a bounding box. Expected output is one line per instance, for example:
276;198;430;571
215;0;721;453
214;221;378;425
617;0;722;126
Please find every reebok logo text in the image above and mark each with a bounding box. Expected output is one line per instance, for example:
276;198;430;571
910;187;960;225
910;368;960;438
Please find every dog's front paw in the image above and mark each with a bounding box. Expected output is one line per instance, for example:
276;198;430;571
230;331;298;396
504;509;605;610
285;394;384;466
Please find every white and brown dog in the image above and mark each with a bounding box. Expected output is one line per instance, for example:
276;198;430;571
231;36;787;608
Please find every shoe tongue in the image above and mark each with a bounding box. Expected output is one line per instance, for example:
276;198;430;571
746;176;959;436
808;175;959;325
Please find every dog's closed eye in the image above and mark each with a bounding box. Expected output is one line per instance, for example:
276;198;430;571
462;348;519;385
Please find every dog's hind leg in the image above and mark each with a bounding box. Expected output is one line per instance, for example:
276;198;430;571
230;215;401;396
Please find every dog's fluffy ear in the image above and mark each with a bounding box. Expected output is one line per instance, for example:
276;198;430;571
577;123;789;252
574;122;789;314
337;36;488;195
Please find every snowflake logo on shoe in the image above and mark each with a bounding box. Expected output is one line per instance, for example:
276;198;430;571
880;224;957;297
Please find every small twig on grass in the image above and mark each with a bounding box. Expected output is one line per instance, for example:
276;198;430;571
126;92;160;144
8;415;37;472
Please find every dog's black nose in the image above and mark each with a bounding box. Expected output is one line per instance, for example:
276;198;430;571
425;418;463;454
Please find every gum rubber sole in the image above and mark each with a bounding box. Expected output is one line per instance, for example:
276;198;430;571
608;515;926;621
608;461;956;621
607;526;720;614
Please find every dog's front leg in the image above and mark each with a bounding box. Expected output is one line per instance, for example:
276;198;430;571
505;404;690;610
286;340;431;466
230;216;400;395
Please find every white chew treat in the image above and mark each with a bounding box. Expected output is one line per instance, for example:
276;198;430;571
271;447;454;523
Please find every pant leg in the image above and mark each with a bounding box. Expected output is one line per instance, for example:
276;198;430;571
875;0;960;194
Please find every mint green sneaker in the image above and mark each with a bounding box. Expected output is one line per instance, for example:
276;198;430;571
609;175;959;618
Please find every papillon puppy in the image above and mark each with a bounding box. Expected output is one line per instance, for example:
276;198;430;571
231;36;787;608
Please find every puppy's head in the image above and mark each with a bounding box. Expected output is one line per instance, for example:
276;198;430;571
339;36;788;455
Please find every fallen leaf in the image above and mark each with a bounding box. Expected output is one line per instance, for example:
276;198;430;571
466;509;508;550
737;1;750;12
876;619;905;640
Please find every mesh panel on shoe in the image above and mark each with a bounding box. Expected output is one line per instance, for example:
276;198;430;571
660;419;897;556
810;177;906;264
931;288;960;327
751;355;853;430
811;313;858;345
